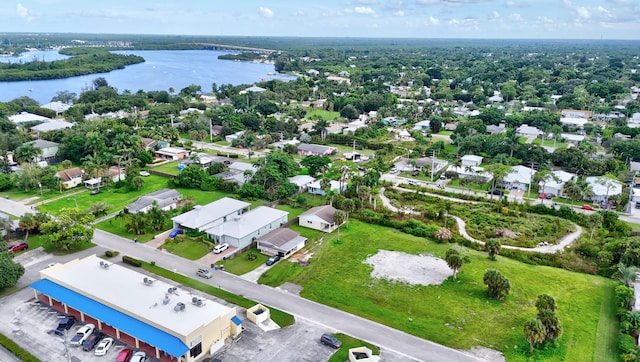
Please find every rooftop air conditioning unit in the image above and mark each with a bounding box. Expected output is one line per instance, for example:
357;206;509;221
99;261;110;269
162;295;170;305
174;302;186;312
143;277;154;286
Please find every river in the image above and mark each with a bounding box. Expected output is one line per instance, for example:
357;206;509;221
0;49;295;104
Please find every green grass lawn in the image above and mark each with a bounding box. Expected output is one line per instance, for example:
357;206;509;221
532;138;568;149
259;220;617;362
162;235;212;260
150;160;182;175
221;247;270;275
305;110;340;121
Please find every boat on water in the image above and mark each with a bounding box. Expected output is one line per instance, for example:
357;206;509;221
267;72;276;76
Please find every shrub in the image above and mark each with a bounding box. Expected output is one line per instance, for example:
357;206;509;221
122;255;142;267
0;331;40;362
619;333;636;354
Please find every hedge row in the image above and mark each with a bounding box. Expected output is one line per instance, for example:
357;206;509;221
0;331;40;362
122;255;142;267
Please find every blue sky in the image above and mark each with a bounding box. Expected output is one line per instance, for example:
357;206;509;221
3;1;639;39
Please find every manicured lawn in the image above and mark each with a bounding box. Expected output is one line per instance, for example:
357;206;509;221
327;334;380;362
17;233;95;255
305;110;340;121
259;220;617;362
221;247;270;275
593;283;619;362
141;262;294;327
150;160;182;175
162;235;212;260
96;218;172;243
532;138;568;149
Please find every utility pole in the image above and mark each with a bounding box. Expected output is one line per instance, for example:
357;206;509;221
431;150;436;182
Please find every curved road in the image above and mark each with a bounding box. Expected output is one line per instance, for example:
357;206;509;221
378;188;583;254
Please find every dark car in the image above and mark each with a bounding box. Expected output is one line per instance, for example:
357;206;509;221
8;242;28;253
82;330;104;351
90;189;102;195
265;255;280;266
488;189;504;196
169;229;184;238
54;316;76;336
320;333;342;349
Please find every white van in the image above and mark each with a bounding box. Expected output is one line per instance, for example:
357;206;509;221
213;243;229;254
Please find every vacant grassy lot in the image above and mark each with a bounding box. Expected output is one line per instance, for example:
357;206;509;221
162;235;212;260
260;220;617;362
305;110;340;121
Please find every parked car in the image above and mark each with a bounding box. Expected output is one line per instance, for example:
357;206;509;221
54;316;76;336
94;337;114;356
581;204;596;211
411;170;420;176
169;229;184;238
197;268;213;279
545;193;554;200
82;330;104;351
69;324;95;346
90;189;102;195
635;201;640;209
407;180;419;186
130;351;147;362
488;189;504;196
139;171;150;177
213;243;229;254
8;242;28;253
265;255;281;266
320;333;342;349
116;348;133;362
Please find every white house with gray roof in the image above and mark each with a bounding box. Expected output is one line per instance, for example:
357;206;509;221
126;189;182;214
297;143;336;156
171;197;250;232
206;206;288;249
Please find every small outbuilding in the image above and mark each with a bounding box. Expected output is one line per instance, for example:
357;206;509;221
257;228;307;259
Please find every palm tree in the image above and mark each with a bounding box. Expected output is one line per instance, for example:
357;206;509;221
341;198;355;227
523;319;546;354
623;311;640;345
563;180;582;206
130;176;145;191
537;309;562;341
614;263;639;288
445;248;467;280
333;209;345;241
15;143;42;165
357;186;371;212
18;213;38;241
125;213;148;235
483;269;511;300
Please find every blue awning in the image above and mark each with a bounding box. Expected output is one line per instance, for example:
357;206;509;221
31;279;189;357
231;315;242;326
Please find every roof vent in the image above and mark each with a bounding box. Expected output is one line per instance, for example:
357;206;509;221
174;302;186;312
162;295;170;305
143;277;154;286
99;261;111;269
191;297;205;307
167;287;179;296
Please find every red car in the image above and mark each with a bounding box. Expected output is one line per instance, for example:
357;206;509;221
8;243;28;253
581;204;596;211
116;348;133;362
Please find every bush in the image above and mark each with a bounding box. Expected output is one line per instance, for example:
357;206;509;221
104;250;120;258
619;333;636;354
0;331;40;362
122;255;142;267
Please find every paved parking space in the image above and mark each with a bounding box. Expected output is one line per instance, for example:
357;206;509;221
0;288;149;362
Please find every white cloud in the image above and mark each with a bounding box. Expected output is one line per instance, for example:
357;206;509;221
291;10;305;17
575;6;590;19
489;10;500;20
394;10;405;16
259;7;274;18
510;13;523;22
428;15;440;25
358;0;378;4
354;6;376;15
16;3;29;18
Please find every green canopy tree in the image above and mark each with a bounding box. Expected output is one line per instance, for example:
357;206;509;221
485;239;502;261
0;253;25;288
40;208;95;251
18;213;38;241
483;269;511;300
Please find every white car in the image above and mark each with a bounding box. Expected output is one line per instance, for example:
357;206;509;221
139;171;150;177
94;337;113;356
213;243;229;254
130;351;147;362
69;324;95;346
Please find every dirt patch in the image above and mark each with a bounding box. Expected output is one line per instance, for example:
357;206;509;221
364;250;453;286
495;228;517;239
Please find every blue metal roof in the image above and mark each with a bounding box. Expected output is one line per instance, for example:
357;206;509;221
31;279;189;357
231;315;242;326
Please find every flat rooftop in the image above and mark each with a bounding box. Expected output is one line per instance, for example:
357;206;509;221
40;255;232;337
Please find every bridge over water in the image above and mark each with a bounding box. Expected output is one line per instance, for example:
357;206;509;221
188;43;277;54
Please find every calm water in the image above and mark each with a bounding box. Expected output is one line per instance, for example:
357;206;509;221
0;50;294;104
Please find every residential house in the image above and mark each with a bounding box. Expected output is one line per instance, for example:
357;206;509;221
126;189;182;214
0;212;11;237
412;120;431;132
154;147;189;161
560;117;589;129
306;69;320;76
225;130;246;143
515;124;542;138
55;167;84;189
393;157;447;173
344;120;367;134
28;139;59;161
30;120;73;134
539;170;576;197
486;124;506;135
307;180;346;195
560;133;585;144
502;165;536;190
585;176;623;203
270;139;300;151
299;205;338;232
297;143;336;156
338;70;350;77
206;206;288;249
211;125;223;136
9;112;51;124
326;123;344;135
256;228;308;258
446;165;492;182
140;137;158;151
107;166;126;182
84;178;102;189
461;155;483;168
40;101;71;115
561;109;592;119
488;93;504;103
395;129;414;141
239;85;266;94
444;122;458;131
288;175;316;191
172;197;250;232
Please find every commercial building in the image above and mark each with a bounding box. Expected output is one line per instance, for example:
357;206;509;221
30;255;240;362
